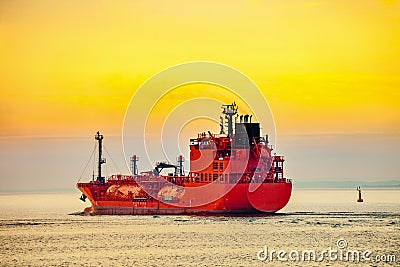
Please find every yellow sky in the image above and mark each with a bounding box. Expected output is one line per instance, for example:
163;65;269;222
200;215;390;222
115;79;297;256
0;0;399;138
1;0;400;191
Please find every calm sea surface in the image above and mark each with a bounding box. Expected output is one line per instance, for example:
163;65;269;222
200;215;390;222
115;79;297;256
0;189;399;266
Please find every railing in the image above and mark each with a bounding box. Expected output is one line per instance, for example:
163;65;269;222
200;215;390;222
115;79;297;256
108;174;135;181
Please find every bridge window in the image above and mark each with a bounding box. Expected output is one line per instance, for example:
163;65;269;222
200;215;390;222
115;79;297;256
219;174;224;182
200;173;204;182
213;162;218;170
213;174;218;181
229;173;237;183
219;162;223;171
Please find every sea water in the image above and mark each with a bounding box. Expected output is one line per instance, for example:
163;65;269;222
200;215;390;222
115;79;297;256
0;189;399;266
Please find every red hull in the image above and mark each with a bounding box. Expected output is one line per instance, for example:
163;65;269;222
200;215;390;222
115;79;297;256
78;181;292;215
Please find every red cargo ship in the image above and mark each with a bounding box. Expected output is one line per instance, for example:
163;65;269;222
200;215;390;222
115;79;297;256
77;103;292;215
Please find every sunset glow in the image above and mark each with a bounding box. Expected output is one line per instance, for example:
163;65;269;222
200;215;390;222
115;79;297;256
1;0;399;138
0;0;399;191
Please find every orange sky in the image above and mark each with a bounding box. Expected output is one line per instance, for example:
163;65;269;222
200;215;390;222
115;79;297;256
1;0;399;138
0;0;399;190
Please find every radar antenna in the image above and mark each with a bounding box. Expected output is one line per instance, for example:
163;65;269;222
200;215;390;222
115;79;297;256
221;102;238;137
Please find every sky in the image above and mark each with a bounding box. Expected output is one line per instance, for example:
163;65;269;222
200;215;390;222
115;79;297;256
0;0;399;191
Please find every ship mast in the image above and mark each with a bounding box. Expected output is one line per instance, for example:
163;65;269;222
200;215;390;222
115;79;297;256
95;131;106;182
130;154;139;175
177;155;185;176
222;102;238;137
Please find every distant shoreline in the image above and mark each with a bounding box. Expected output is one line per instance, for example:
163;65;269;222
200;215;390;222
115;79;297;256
294;180;400;189
0;187;399;194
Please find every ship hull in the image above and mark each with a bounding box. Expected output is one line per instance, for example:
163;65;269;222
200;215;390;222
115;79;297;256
78;182;292;215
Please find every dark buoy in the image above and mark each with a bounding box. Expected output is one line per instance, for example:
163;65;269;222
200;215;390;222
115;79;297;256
357;186;363;202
